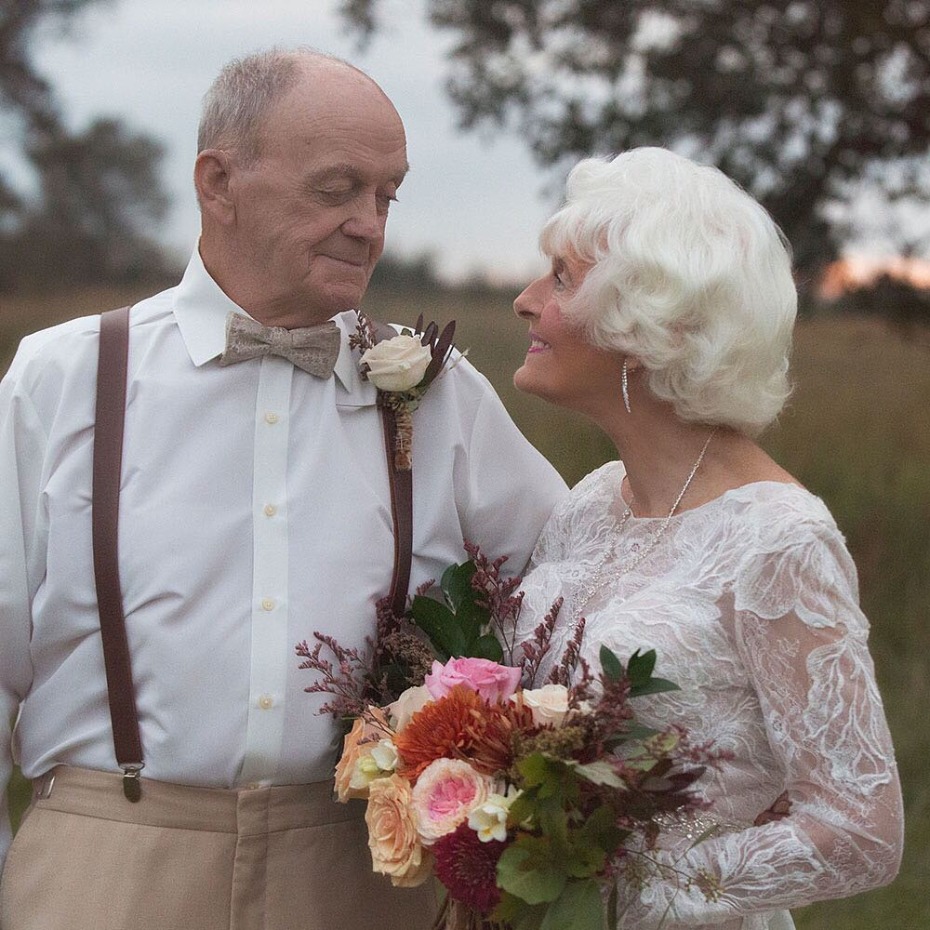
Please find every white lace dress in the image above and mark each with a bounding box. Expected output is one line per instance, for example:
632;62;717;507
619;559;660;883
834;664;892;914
514;462;904;930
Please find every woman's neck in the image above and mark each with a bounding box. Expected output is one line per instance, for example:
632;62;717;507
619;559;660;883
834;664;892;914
600;406;797;517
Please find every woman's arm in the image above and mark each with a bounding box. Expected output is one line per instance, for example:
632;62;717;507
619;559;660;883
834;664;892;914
623;525;904;927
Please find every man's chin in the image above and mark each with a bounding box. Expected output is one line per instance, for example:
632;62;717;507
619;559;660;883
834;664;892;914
312;283;369;319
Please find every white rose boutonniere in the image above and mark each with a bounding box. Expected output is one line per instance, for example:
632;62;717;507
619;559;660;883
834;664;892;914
360;335;432;392
351;311;459;470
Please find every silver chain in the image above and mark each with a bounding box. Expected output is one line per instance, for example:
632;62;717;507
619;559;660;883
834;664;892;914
571;427;718;628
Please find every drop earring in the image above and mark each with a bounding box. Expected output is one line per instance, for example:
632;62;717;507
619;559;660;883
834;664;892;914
622;359;631;414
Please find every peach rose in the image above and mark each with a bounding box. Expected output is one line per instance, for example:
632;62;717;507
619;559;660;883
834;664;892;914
411;757;491;845
365;774;433;887
334;708;391;802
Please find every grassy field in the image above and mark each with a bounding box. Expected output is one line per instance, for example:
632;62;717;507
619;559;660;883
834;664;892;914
2;283;929;928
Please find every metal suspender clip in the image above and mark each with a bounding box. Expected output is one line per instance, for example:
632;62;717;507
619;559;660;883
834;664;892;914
34;773;56;801
122;762;144;802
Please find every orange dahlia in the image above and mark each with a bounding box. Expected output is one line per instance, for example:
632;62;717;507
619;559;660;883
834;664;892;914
394;685;535;781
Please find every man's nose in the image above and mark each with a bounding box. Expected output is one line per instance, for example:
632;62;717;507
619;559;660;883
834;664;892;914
342;194;385;241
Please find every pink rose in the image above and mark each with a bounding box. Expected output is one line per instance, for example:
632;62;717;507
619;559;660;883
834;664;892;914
425;657;521;703
411;758;491;845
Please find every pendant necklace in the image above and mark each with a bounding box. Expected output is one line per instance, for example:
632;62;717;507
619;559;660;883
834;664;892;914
570;427;718;630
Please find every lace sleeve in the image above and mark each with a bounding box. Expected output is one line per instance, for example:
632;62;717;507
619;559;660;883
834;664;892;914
625;523;904;928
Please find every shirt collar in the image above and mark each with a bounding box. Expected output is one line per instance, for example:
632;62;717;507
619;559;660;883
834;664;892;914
172;246;374;399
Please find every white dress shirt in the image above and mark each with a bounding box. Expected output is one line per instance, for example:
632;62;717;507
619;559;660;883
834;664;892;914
0;249;567;867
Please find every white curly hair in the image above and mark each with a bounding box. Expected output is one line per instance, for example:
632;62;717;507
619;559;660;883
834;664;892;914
540;148;797;435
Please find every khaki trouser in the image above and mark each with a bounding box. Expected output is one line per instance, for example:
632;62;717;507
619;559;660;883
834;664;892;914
0;766;438;930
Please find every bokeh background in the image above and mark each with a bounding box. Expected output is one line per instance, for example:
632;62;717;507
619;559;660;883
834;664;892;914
2;1;929;927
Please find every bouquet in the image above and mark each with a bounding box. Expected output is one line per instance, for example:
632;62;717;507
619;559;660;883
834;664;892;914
297;548;726;930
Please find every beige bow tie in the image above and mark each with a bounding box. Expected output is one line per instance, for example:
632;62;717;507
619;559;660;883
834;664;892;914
218;313;341;378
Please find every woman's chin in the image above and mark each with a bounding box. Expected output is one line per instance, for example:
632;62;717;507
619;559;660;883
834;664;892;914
513;365;558;405
513;364;538;397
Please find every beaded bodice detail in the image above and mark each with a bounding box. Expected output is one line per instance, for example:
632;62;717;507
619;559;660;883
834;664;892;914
515;462;903;929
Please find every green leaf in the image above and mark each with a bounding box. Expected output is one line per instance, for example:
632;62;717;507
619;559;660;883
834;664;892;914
629;676;680;697
455;598;488;646
616;722;661;742
517;753;554;789
539;879;604;930
536;799;570;848
507;792;536;829
571;759;626;789
472;632;504;662
517;754;567;800
408;595;464;659
626;648;657;687
493;895;547;930
599;645;624;682
497;841;567;905
577;806;624;860
441;560;477;610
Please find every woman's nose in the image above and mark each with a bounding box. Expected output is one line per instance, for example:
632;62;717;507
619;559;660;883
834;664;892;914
513;278;543;320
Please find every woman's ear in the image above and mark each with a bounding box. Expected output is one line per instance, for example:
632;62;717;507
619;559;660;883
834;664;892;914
194;150;235;224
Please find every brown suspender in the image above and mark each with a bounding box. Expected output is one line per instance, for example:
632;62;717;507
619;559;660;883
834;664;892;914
380;405;414;618
92;306;414;800
94;306;144;800
371;320;414;619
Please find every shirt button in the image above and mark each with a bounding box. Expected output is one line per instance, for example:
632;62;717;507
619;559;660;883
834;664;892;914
263;504;277;517
261;597;276;612
264;412;279;425
258;695;274;710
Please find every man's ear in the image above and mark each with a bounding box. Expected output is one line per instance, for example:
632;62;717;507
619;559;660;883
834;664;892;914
195;149;236;224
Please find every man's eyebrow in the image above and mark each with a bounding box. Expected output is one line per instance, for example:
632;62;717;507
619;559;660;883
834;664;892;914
308;162;410;185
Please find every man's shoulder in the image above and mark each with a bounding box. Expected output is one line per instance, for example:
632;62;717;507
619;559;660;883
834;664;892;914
6;289;175;391
6;313;102;383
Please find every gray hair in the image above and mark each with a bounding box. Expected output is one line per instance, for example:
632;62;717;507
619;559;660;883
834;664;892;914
542;148;797;436
198;48;360;165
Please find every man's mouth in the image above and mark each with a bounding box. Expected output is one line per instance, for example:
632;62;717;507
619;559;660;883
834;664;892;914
322;254;368;268
528;334;551;353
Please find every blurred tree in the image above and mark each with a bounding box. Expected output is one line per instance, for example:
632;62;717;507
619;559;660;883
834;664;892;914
0;119;171;290
369;250;441;292
834;272;930;343
0;0;172;292
1;0;103;134
341;0;930;284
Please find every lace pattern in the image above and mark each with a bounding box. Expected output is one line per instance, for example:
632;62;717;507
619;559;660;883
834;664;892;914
515;463;904;929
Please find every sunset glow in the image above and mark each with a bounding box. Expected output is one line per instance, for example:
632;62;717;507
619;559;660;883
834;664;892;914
819;255;930;299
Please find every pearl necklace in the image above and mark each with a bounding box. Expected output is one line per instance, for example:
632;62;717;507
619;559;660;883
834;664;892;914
571;427;718;628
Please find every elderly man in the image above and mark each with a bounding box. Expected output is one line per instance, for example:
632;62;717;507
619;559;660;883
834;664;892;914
0;49;566;929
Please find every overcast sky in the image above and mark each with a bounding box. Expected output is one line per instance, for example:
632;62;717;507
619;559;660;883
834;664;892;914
18;0;929;286
30;0;558;284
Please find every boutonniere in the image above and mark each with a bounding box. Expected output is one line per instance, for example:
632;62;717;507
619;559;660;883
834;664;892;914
351;310;458;470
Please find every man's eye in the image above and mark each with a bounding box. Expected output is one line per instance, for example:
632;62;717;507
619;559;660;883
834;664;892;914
317;188;354;202
376;192;398;215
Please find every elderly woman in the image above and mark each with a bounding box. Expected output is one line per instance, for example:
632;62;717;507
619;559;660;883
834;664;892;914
511;148;903;929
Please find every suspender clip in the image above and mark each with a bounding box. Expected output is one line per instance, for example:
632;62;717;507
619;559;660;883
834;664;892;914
121;763;144;803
